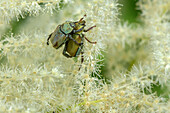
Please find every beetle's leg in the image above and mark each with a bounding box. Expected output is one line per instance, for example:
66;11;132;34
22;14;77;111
68;35;82;46
47;33;52;45
85;36;97;44
84;25;96;32
78;35;84;71
80;34;96;44
79;51;84;71
63;43;72;58
79;14;86;22
78;45;84;71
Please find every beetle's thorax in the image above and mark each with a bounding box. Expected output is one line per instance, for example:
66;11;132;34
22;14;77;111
60;21;74;34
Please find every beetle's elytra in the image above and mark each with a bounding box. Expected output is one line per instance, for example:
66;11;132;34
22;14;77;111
47;15;96;70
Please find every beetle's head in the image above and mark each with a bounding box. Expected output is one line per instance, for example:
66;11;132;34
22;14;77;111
78;20;86;26
73;20;86;31
76;15;86;30
69;15;86;31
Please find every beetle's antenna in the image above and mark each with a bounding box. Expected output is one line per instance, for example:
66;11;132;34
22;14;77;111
79;14;86;22
47;33;52;45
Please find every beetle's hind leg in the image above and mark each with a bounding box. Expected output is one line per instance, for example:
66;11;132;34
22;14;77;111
47;33;52;45
78;35;84;71
79;51;84;71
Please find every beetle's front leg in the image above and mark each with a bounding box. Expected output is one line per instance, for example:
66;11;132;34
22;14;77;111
68;34;82;46
47;33;52;45
63;43;72;58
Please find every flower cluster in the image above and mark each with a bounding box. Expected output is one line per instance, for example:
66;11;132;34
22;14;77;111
0;0;169;112
138;0;170;85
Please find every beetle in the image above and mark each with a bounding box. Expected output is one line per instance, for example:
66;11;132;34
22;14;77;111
47;15;96;70
47;15;87;49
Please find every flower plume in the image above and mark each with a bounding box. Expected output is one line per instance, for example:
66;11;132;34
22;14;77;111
0;0;169;112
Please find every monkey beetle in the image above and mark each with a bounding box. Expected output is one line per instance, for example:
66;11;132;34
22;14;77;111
47;15;96;70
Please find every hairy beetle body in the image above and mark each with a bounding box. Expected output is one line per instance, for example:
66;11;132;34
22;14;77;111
47;15;97;70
